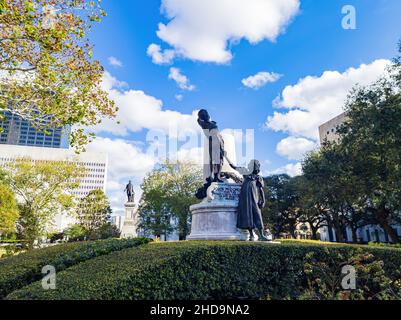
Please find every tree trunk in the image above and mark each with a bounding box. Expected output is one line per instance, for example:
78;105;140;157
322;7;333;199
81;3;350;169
333;225;345;243
376;207;399;243
331;215;345;243
351;227;358;243
309;224;319;240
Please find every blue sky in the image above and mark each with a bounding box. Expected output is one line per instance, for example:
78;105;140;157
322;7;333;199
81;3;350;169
84;0;401;213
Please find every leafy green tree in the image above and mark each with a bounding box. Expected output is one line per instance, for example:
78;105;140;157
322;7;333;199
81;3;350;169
91;222;120;240
5;158;83;248
302;144;363;243
138;161;202;240
77;189;110;235
0;183;19;237
335;45;401;243
138;169;174;240
293;176;327;241
0;0;117;150
64;224;87;241
162;161;203;240
263;174;302;238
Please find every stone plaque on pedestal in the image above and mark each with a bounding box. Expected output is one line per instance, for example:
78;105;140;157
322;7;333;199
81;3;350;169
121;202;138;238
188;183;245;241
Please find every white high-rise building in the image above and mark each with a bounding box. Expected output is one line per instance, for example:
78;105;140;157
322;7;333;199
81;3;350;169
318;112;348;144
0;144;108;231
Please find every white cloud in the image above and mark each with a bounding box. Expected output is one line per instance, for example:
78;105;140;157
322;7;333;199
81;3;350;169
176;147;203;165
87;137;204;214
101;71;128;91
108;56;123;68
266;59;390;165
168;67;195;91
87;137;157;213
266;59;390;140
150;0;300;64
276;136;317;160
87;137;156;187
175;94;184;101
147;43;176;65
269;163;302;177
242;71;282;89
92;71;199;137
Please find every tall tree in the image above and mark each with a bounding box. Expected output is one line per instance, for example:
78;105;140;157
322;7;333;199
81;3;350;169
302;145;361;243
336;44;401;243
263;174;302;239
0;0;117;150
77;189;110;235
138;161;202;240
138;170;174;240
0;183;19;237
295;176;328;241
162;161;203;240
5;158;83;248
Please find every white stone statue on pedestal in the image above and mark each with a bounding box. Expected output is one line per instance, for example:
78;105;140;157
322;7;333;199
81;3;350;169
121;181;139;238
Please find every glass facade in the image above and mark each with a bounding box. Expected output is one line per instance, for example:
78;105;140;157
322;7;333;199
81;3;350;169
0;111;69;149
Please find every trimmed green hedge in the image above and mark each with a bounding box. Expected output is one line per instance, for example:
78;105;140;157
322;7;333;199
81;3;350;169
6;241;401;300
0;238;150;299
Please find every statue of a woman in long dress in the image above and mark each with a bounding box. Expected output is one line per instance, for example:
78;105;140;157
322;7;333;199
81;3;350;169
226;157;269;241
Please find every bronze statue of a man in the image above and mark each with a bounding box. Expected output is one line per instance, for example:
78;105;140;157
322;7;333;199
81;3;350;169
198;109;225;183
124;180;135;203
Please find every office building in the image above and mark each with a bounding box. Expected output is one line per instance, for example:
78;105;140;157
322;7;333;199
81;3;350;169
0;111;70;148
0;144;108;231
318;112;348;144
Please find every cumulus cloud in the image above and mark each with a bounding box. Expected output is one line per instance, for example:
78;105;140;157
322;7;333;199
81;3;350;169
101;71;128;91
147;43;175;65
86;72;206;213
92;71;199;137
276;137;317;161
149;0;300;64
265;59;390;166
175;94;184;101
168;67;195;91
269;163;302;177
108;56;123;68
87;137;157;213
267;59;390;140
242;71;282;89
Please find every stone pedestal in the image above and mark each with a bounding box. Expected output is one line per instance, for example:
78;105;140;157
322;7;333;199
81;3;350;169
188;183;244;241
121;202;138;238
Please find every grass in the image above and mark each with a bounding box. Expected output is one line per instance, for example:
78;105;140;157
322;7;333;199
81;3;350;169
279;239;401;250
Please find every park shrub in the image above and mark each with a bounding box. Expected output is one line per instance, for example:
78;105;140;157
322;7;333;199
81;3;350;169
0;237;150;299
6;241;401;300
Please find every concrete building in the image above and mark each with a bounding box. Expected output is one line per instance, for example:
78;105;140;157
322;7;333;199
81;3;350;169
318;112;348;144
0;111;70;148
317;113;401;243
0;144;108;231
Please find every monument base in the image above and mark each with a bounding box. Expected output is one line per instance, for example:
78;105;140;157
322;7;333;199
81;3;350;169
121;202;138;238
188;183;245;241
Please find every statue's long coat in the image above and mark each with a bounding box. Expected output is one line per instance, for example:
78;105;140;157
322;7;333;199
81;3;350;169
236;174;264;230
